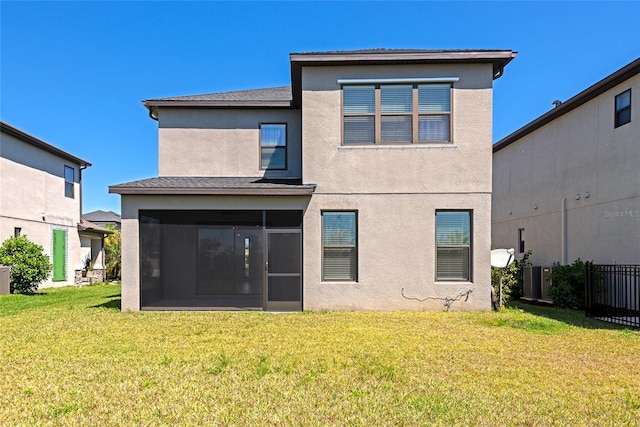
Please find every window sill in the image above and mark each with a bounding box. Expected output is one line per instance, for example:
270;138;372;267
339;144;457;150
321;281;359;285
436;281;473;285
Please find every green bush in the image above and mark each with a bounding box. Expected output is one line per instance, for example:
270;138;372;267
491;250;532;308
0;236;52;294
550;259;586;309
104;224;121;281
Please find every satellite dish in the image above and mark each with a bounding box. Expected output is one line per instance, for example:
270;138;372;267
491;248;515;268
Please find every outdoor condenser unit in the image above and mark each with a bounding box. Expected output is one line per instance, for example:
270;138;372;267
0;266;10;295
523;266;542;300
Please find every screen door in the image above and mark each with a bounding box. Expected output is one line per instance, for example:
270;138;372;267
265;230;301;311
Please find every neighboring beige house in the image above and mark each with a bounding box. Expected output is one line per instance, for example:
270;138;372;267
493;58;639;266
110;49;517;312
0;121;110;287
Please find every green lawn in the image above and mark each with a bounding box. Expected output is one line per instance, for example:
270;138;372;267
1;285;639;426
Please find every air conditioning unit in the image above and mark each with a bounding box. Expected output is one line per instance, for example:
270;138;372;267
540;266;553;303
0;266;10;295
523;266;541;300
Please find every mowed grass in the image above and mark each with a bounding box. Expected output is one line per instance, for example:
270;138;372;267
1;285;639;426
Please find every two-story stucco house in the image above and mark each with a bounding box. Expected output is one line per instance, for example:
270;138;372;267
492;57;639;267
1;121;110;287
110;49;517;312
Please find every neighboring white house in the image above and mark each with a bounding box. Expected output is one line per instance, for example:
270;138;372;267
111;49;517;312
0;121;110;287
492;58;639;266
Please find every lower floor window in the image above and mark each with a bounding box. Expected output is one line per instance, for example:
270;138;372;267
322;211;357;281
436;210;471;281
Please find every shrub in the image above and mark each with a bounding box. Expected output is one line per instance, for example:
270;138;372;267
0;236;52;294
493;250;532;305
512;250;532;300
104;224;121;281
550;259;586;309
491;250;532;308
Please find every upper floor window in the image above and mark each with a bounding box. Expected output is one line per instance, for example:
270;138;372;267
615;89;631;128
342;83;451;144
518;228;525;253
260;124;287;170
64;165;74;198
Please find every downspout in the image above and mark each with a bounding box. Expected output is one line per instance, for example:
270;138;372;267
79;165;88;222
493;66;505;80
148;108;158;121
100;235;106;281
560;197;568;265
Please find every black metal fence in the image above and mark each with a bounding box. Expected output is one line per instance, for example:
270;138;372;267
585;263;640;328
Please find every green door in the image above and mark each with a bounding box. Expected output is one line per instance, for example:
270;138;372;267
52;229;66;281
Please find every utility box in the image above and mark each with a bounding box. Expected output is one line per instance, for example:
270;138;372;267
0;266;10;295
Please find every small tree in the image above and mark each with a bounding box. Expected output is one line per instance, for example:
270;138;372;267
104;224;121;281
0;236;52;294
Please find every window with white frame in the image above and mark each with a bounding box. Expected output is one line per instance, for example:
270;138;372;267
260;124;287;170
436;210;471;281
64;165;74;198
342;83;451;144
518;228;525;253
322;211;357;281
615;89;631;128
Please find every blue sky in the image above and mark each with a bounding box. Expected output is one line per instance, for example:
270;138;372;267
2;1;638;214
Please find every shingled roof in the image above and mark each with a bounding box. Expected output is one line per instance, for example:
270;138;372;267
83;210;122;224
109;177;316;196
144;86;292;105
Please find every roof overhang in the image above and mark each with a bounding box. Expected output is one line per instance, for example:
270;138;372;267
290;50;517;107
494;57;640;153
110;187;316;196
143;99;293;120
142;86;294;118
109;177;316;196
0;121;91;167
